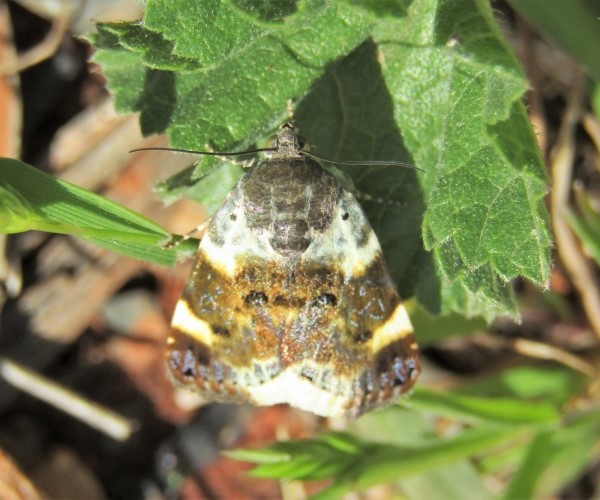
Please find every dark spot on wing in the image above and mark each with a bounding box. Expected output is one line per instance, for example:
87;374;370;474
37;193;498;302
355;223;371;248
353;330;372;343
213;362;224;384
300;366;316;382
312;293;337;307
197;344;211;366
274;295;287;306
245;291;268;305
183;347;196;377
342;212;349;220
211;324;230;337
266;361;281;378
169;350;181;371
254;364;266;384
372;339;420;391
406;357;419;379
391;356;406;386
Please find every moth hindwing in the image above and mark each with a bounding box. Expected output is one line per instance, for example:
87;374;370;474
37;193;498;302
166;123;420;419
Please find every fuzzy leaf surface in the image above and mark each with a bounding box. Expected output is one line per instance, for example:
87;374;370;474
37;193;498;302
90;0;551;320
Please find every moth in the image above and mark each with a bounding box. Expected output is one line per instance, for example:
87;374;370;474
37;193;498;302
165;122;420;419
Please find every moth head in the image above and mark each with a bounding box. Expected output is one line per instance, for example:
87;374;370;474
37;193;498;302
275;121;303;157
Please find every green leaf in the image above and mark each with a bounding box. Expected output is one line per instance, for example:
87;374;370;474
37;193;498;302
408;387;560;425
574;185;600;236
566;186;600;266
229;389;590;498
456;365;584;406
373;0;550;319
225;447;294;464
97;22;202;72
503;430;555;500
593;84;600;119
294;39;427;303
397;462;495;500
183;162;244;215
87;27;148;116
535;411;600;497
409;303;488;346
503;411;600;499
349;406;495;500
507;0;600;82
154;158;244;214
565;210;600;266
144;0;271;63
91;0;551;321
93;0;373;145
338;426;524;492
0;158;196;266
230;426;524;498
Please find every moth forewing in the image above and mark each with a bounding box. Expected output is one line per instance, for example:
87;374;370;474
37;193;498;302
166;123;420;419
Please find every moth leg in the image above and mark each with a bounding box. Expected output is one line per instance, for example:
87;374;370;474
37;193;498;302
354;190;402;207
204;143;258;169
329;170;402;207
161;219;210;249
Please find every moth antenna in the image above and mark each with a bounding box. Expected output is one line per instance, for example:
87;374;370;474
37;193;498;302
203;143;259;168
129;146;275;156
301;150;425;172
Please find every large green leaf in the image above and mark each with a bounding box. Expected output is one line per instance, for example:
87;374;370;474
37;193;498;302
90;0;551;320
372;0;550;319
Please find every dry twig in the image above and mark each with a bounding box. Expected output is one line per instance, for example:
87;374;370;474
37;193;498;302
0;357;134;441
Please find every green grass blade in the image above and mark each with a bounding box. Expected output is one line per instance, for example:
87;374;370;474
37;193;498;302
565;209;600;267
408;387;560;425
351;427;524;488
502;430;554;499
0;157;197;266
503;411;600;499
230;427;525;498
